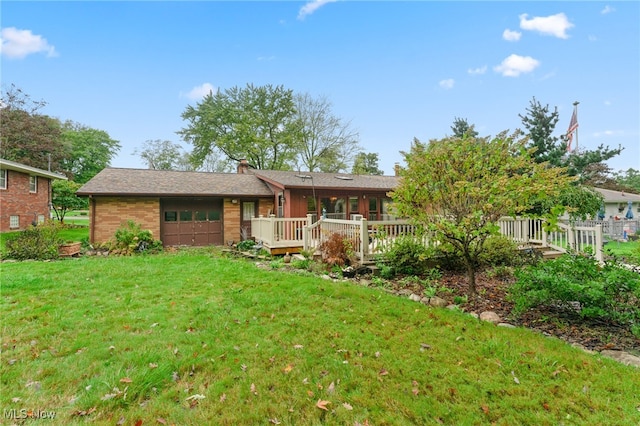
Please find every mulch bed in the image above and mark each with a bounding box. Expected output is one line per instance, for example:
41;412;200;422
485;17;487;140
426;270;640;355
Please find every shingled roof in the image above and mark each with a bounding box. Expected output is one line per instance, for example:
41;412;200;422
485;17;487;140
251;170;399;190
76;168;274;197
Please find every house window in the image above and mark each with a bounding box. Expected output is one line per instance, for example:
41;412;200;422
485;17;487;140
208;211;221;221
29;175;37;193
164;211;177;222
10;215;19;229
0;169;6;189
368;197;378;221
243;202;255;221
349;197;359;214
179;211;192;222
195;211;207;221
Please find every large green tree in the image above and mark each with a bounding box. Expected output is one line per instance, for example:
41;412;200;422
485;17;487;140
391;132;574;296
450;117;478;138
59;121;121;183
134;139;191;171
0;84;65;171
351;152;384;175
179;84;303;170
294;93;361;172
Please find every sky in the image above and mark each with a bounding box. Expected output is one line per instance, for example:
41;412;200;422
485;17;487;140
2;1;639;176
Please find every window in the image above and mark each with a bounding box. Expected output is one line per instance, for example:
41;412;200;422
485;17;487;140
208;211;221;221
179;211;192;222
195;210;207;221
10;215;19;229
349;197;359;214
38;215;45;224
0;169;6;189
243;202;255;221
29;175;37;193
164;211;177;222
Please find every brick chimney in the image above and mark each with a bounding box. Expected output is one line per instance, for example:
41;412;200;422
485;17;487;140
394;162;401;176
237;159;249;174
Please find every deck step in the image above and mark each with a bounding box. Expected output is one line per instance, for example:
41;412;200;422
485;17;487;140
542;250;563;259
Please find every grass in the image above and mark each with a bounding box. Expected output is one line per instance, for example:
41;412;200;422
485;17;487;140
2;250;639;425
605;239;640;263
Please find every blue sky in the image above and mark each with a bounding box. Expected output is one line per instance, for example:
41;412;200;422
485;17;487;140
2;1;639;175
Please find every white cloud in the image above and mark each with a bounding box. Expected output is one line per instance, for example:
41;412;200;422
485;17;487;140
601;5;615;14
439;79;455;90
467;66;487;75
593;129;621;138
519;13;574;39
298;0;338;20
0;27;57;59
494;54;540;77
502;29;522;41
181;83;216;101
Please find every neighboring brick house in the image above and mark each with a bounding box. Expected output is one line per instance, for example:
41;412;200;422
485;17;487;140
0;158;68;232
76;160;399;247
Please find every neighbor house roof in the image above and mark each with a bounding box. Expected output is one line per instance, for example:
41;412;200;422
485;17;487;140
251;170;399;191
76;168;274;197
592;187;640;203
0;158;68;180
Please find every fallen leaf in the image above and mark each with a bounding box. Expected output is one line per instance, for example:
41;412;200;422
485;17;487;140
135;420;143;426
157;418;167;425
294;344;304;349
117;417;126;425
542;402;550;411
327;381;335;394
11;397;21;402
481;405;490;415
307;390;315;397
241;364;247;372
185;394;205;401
511;371;520;384
412;388;419;396
283;364;294;374
342;402;353;410
250;383;257;395
379;369;389;376
149;363;158;369
219;393;226;403
316;399;330;411
375;351;381;358
120;377;133;383
269;418;281;424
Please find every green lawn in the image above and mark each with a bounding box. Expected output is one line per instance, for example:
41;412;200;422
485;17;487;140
1;250;638;425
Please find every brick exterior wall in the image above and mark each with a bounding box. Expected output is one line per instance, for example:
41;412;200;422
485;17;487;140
0;170;52;232
90;197;160;243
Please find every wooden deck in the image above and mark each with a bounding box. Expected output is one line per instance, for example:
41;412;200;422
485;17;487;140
251;215;604;262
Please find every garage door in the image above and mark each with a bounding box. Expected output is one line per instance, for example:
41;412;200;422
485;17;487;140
161;198;223;246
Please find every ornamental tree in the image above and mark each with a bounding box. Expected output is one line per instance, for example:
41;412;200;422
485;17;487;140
391;131;574;297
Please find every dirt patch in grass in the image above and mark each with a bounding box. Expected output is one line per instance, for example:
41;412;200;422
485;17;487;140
419;270;640;355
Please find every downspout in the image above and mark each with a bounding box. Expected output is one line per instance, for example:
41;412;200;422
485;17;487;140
90;196;96;243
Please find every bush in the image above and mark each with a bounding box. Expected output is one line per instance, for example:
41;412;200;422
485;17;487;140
319;232;356;267
478;235;520;267
381;236;431;276
5;221;62;260
509;254;640;328
111;221;162;255
237;240;256;251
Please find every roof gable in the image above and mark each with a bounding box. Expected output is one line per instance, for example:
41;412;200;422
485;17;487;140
251;170;399;191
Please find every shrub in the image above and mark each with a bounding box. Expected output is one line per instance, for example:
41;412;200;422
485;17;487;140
478;235;519;267
111;220;162;255
381;235;431;276
237;240;256;251
319;232;356;267
509;254;640;329
5;221;62;260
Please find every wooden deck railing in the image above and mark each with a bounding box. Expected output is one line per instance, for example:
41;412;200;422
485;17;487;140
252;215;604;262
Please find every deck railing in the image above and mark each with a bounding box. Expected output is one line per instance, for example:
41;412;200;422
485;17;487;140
252;215;604;262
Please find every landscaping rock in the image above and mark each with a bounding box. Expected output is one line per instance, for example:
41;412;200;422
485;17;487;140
429;296;448;308
479;311;500;324
600;350;640;367
497;323;516;329
409;294;422;302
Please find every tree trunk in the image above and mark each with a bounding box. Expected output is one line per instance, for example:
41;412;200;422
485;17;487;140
465;261;477;298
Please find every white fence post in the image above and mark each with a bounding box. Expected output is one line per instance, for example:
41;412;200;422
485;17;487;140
360;217;368;260
594;224;603;262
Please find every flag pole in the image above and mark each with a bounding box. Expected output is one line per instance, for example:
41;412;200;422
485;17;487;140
573;101;579;151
